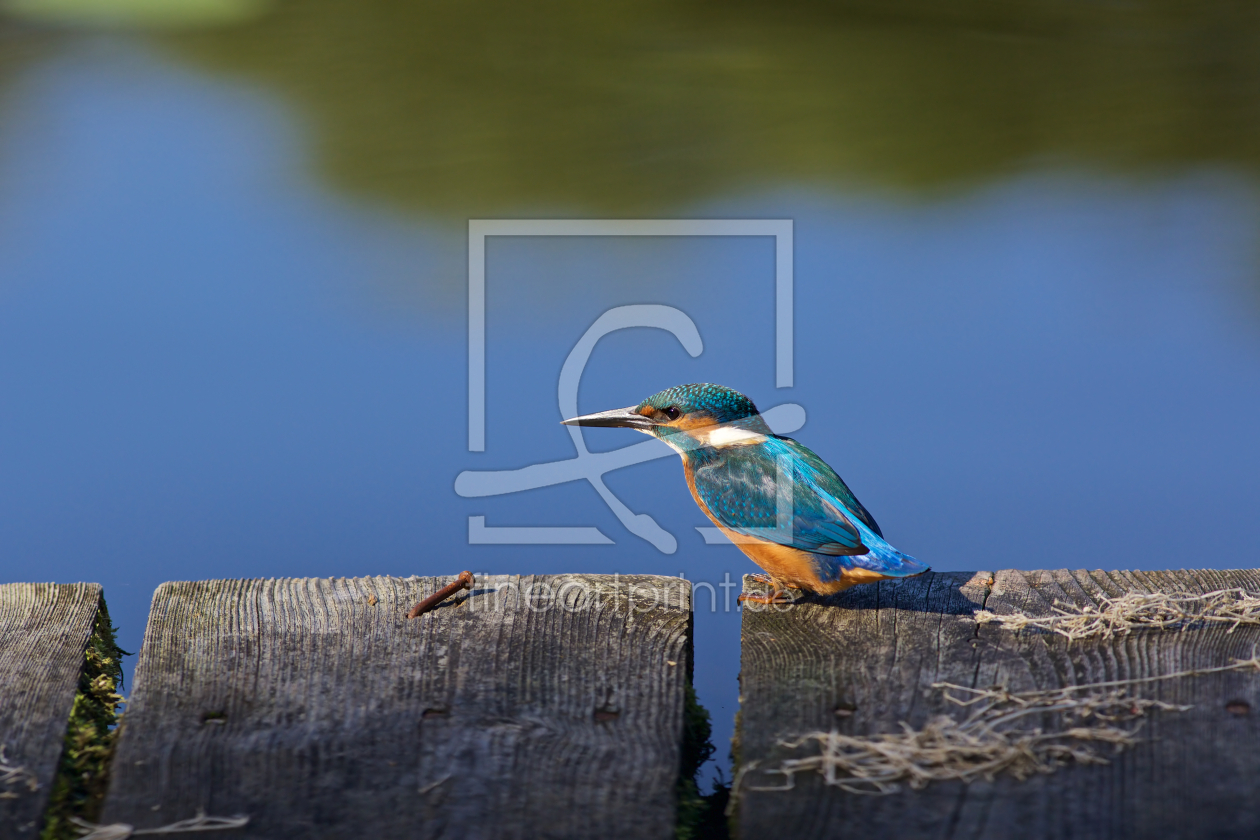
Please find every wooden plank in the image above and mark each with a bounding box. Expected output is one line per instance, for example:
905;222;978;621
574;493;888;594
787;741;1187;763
735;569;1260;840
0;582;103;840
102;574;692;839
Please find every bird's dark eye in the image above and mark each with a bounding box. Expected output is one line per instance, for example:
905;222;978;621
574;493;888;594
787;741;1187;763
664;406;681;421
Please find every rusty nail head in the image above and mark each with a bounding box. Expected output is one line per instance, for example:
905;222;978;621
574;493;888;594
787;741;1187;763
407;571;475;619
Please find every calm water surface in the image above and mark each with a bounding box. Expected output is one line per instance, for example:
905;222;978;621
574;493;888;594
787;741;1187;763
2;3;1260;784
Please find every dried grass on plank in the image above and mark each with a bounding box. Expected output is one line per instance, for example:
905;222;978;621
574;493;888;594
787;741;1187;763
974;588;1260;641
741;653;1260;796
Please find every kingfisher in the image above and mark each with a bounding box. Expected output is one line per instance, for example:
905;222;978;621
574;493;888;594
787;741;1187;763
562;383;928;604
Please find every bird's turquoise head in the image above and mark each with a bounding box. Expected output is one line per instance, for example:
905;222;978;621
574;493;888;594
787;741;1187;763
562;383;771;448
638;383;762;425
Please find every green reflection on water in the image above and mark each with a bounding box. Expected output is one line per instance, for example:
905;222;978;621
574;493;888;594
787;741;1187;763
149;0;1260;215
2;1;1260;216
0;17;55;99
2;0;268;28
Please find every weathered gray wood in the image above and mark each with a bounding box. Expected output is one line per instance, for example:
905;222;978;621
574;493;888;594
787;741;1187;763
0;582;103;840
102;574;692;839
736;569;1260;840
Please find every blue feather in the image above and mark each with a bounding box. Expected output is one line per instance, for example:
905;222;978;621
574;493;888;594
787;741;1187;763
690;436;928;581
569;382;930;588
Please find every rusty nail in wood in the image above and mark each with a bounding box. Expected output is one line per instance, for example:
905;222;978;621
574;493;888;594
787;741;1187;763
407;571;474;619
1226;700;1251;716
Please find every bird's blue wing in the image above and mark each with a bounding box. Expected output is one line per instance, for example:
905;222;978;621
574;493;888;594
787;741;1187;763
773;435;882;538
691;437;876;556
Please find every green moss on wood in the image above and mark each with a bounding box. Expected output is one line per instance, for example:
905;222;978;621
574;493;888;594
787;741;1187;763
38;596;125;840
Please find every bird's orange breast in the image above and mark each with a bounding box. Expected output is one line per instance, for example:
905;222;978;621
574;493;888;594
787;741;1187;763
682;460;896;595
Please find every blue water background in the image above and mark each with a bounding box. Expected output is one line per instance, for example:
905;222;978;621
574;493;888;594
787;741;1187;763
2;41;1259;784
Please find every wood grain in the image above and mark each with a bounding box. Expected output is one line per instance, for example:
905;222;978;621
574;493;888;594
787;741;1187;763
102;574;692;839
0;582;102;840
736;569;1260;840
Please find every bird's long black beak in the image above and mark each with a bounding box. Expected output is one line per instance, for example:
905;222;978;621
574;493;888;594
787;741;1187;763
561;406;655;430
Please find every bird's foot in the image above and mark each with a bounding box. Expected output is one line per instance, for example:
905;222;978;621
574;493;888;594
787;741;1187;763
738;588;798;606
746;573;775;586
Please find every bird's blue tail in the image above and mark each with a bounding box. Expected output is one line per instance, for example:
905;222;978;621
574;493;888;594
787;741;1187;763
847;524;930;578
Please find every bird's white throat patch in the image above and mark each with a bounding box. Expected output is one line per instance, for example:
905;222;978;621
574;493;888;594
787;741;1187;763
700;426;768;447
644;423;768;455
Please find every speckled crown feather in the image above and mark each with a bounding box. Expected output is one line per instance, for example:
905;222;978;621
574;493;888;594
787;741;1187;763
638;383;760;423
